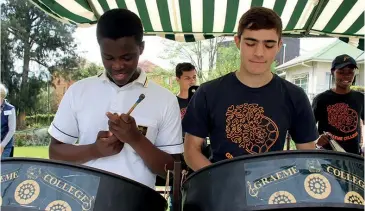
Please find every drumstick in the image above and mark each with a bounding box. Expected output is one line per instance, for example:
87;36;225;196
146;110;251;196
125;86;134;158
126;94;145;115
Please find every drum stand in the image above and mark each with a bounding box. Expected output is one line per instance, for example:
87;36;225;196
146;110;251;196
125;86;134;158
172;161;182;211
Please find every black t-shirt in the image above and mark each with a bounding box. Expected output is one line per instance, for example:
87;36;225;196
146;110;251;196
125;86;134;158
312;90;364;154
177;96;189;136
182;72;319;163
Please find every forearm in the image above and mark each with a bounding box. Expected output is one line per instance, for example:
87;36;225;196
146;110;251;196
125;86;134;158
2;112;16;148
130;135;174;178
296;141;316;150
1;130;15;148
184;147;211;171
49;141;98;164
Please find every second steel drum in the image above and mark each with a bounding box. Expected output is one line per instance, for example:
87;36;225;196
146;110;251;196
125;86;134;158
181;150;364;211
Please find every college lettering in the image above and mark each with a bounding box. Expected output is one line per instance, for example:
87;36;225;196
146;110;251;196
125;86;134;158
330;132;358;142
326;166;364;189
247;166;299;197
0;171;19;183
43;174;94;210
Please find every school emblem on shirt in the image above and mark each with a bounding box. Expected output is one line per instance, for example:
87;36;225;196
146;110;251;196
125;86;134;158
225;103;279;154
327;103;358;133
137;125;148;136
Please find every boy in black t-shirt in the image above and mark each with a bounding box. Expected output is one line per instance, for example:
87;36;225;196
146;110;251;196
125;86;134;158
313;54;364;155
175;63;197;126
182;7;318;171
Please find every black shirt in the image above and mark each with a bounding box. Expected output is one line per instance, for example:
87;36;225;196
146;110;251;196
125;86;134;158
312;90;364;154
182;72;319;162
177;96;189;136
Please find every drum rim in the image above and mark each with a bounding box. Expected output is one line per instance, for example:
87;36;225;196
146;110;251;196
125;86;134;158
1;157;166;201
245;202;364;210
183;150;364;184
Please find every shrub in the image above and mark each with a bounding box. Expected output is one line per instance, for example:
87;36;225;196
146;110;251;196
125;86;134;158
14;128;51;147
25;114;55;127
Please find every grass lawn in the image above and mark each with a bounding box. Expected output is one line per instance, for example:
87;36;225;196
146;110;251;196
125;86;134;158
13;146;49;159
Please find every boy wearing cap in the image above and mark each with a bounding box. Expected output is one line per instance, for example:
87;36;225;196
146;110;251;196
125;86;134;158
313;54;364;155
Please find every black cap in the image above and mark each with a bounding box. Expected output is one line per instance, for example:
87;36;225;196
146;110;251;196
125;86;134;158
331;54;358;71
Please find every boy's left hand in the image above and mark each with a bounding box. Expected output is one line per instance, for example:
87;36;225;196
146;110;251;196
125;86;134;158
106;112;142;144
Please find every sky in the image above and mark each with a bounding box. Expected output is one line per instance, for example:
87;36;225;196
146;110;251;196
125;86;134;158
73;25;338;70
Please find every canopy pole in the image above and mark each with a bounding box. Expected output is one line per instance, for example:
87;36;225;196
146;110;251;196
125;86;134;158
86;0;101;19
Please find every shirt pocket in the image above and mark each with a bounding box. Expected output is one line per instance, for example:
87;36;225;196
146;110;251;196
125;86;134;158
124;116;159;155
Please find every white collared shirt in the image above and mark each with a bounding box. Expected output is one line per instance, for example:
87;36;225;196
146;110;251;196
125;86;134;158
48;70;183;188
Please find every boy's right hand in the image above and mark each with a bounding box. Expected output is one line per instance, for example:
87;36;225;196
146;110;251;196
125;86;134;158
92;131;124;158
317;132;331;147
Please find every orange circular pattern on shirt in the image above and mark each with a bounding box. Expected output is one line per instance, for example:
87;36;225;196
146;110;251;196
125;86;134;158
327;103;358;133
225;104;279;154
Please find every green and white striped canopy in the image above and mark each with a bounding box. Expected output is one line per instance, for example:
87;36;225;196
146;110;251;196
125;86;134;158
30;0;364;49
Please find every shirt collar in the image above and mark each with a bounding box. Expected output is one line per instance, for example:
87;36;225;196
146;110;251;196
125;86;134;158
98;67;148;88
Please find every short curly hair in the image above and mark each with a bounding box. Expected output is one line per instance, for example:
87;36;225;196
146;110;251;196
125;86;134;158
175;63;196;78
96;8;143;45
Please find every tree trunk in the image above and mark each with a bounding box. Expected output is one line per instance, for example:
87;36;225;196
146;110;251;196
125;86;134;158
18;41;31;129
17;111;27;130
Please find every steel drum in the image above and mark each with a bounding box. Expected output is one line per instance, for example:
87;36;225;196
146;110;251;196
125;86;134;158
1;158;167;211
182;150;364;211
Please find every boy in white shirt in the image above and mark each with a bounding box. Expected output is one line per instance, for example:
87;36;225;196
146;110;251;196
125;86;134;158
48;8;183;189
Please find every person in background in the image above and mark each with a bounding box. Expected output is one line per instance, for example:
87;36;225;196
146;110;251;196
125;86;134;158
1;83;16;159
175;62;197;132
313;54;364;155
161;62;198;210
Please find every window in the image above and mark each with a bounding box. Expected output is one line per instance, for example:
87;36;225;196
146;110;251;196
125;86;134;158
293;74;309;93
325;72;332;89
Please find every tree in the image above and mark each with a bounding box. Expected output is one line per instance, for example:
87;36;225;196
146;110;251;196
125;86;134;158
1;20;19;106
49;56;104;84
211;41;279;80
160;37;226;82
210;41;240;80
1;0;77;128
146;67;180;94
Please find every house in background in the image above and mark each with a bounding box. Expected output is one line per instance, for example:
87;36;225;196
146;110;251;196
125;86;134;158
276;40;364;102
139;60;173;86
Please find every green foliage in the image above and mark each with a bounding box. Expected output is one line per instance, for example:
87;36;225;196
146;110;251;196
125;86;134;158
159;37;226;81
14;128;51;147
25;114;55;127
71;63;104;81
351;85;365;93
1;0;77;68
147;67;180;94
50;57;104;84
34;87;58;114
209;41;240;80
1;0;77;128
